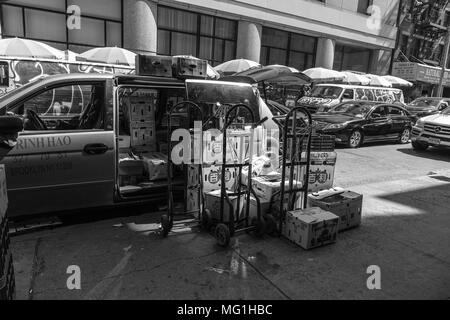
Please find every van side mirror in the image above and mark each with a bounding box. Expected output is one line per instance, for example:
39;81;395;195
0;116;23;149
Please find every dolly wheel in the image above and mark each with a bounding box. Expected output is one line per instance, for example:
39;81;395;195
202;209;213;231
215;224;231;247
252;217;266;238
264;214;278;236
160;214;171;238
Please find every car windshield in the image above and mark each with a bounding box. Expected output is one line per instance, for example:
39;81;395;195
409;98;440;107
330;103;372;116
310;86;343;99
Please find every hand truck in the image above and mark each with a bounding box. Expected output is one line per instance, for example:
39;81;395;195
160;101;204;237
202;103;268;247
270;106;313;236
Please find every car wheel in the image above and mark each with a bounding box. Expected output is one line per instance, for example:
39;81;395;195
398;127;411;144
348;130;363;148
412;140;429;151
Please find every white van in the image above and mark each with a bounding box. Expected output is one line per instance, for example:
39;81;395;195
297;84;405;113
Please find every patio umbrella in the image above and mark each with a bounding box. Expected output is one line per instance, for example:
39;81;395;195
365;74;393;87
303;67;346;83
233;64;310;85
80;47;136;66
0;37;64;59
382;75;413;87
342;71;371;85
214;58;261;76
173;55;220;79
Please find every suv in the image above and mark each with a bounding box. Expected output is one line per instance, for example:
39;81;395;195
411;106;450;150
0;56;276;218
406;97;450;118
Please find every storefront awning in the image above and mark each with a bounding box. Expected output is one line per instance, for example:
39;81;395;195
392;62;450;86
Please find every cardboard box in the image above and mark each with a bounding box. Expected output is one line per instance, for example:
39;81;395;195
282;207;339;250
0;165;8;219
246;196;271;220
136;54;173;77
141;152;168;181
298;151;337;193
251;176;302;203
131;121;156;148
308;190;362;231
204;190;244;223
118;154;144;176
203;165;236;193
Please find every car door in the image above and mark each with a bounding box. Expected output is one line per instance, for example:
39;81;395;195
1;80;115;217
363;105;392;139
386;105;407;137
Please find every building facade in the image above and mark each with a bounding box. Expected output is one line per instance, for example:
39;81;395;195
0;0;400;74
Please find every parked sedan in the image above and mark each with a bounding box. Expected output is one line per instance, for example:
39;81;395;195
405;97;450;118
313;101;416;148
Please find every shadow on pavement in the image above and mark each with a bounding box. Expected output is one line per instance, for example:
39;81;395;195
396;146;450;162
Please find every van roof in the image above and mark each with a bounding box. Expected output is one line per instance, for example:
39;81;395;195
316;83;402;91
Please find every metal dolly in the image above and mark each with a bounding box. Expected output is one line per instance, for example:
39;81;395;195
271;106;313;236
202;103;268;247
160;101;204;237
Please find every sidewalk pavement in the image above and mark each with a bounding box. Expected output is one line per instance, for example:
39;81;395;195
10;170;450;300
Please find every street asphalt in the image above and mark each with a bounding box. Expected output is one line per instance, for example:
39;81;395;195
9;141;450;300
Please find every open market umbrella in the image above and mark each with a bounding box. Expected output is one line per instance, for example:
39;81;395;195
214;58;261;76
303;67;346;83
80;47;136;66
342;71;371;85
382;75;413;87
365;74;393;87
0;37;64;59
173;55;220;79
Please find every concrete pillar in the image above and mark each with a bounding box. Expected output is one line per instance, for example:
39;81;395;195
236;21;262;63
369;49;392;75
123;0;157;54
315;38;335;69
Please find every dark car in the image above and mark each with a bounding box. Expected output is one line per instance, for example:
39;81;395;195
406;97;450;118
313;101;416;148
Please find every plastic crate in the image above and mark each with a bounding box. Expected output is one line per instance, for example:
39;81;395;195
303;134;335;152
0;251;15;300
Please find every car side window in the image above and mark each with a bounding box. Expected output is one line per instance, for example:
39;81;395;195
8;83;106;131
343;89;354;99
371;106;387;118
387;106;403;116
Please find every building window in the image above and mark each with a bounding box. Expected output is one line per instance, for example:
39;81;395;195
0;0;123;53
260;27;316;70
157;6;237;66
357;0;374;15
334;44;371;73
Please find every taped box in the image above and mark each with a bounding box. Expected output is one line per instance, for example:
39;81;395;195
308;190;362;231
203;165;236;193
299;151;337;193
251;176;302;203
141;152;168;181
131;121;156;149
204;190;244;223
0;165;7;219
282;207;339;250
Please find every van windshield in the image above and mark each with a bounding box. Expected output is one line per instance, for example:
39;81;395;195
310;86;343;99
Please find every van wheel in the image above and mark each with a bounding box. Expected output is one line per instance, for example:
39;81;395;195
398;127;411;144
348;130;363;148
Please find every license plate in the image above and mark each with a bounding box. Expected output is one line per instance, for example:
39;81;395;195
429;137;441;145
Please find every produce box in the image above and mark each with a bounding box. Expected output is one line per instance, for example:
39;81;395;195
299;151;337;193
282;207;339;250
308;190;362;231
245;196;271;220
174;57;207;78
202;165;236;193
136;54;173;77
251;176;302;203
204;190;244;223
130;120;156;149
118;154;144;176
0;165;7;218
141;152;168;181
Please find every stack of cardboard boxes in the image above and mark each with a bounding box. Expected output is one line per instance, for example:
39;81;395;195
0;165;15;300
